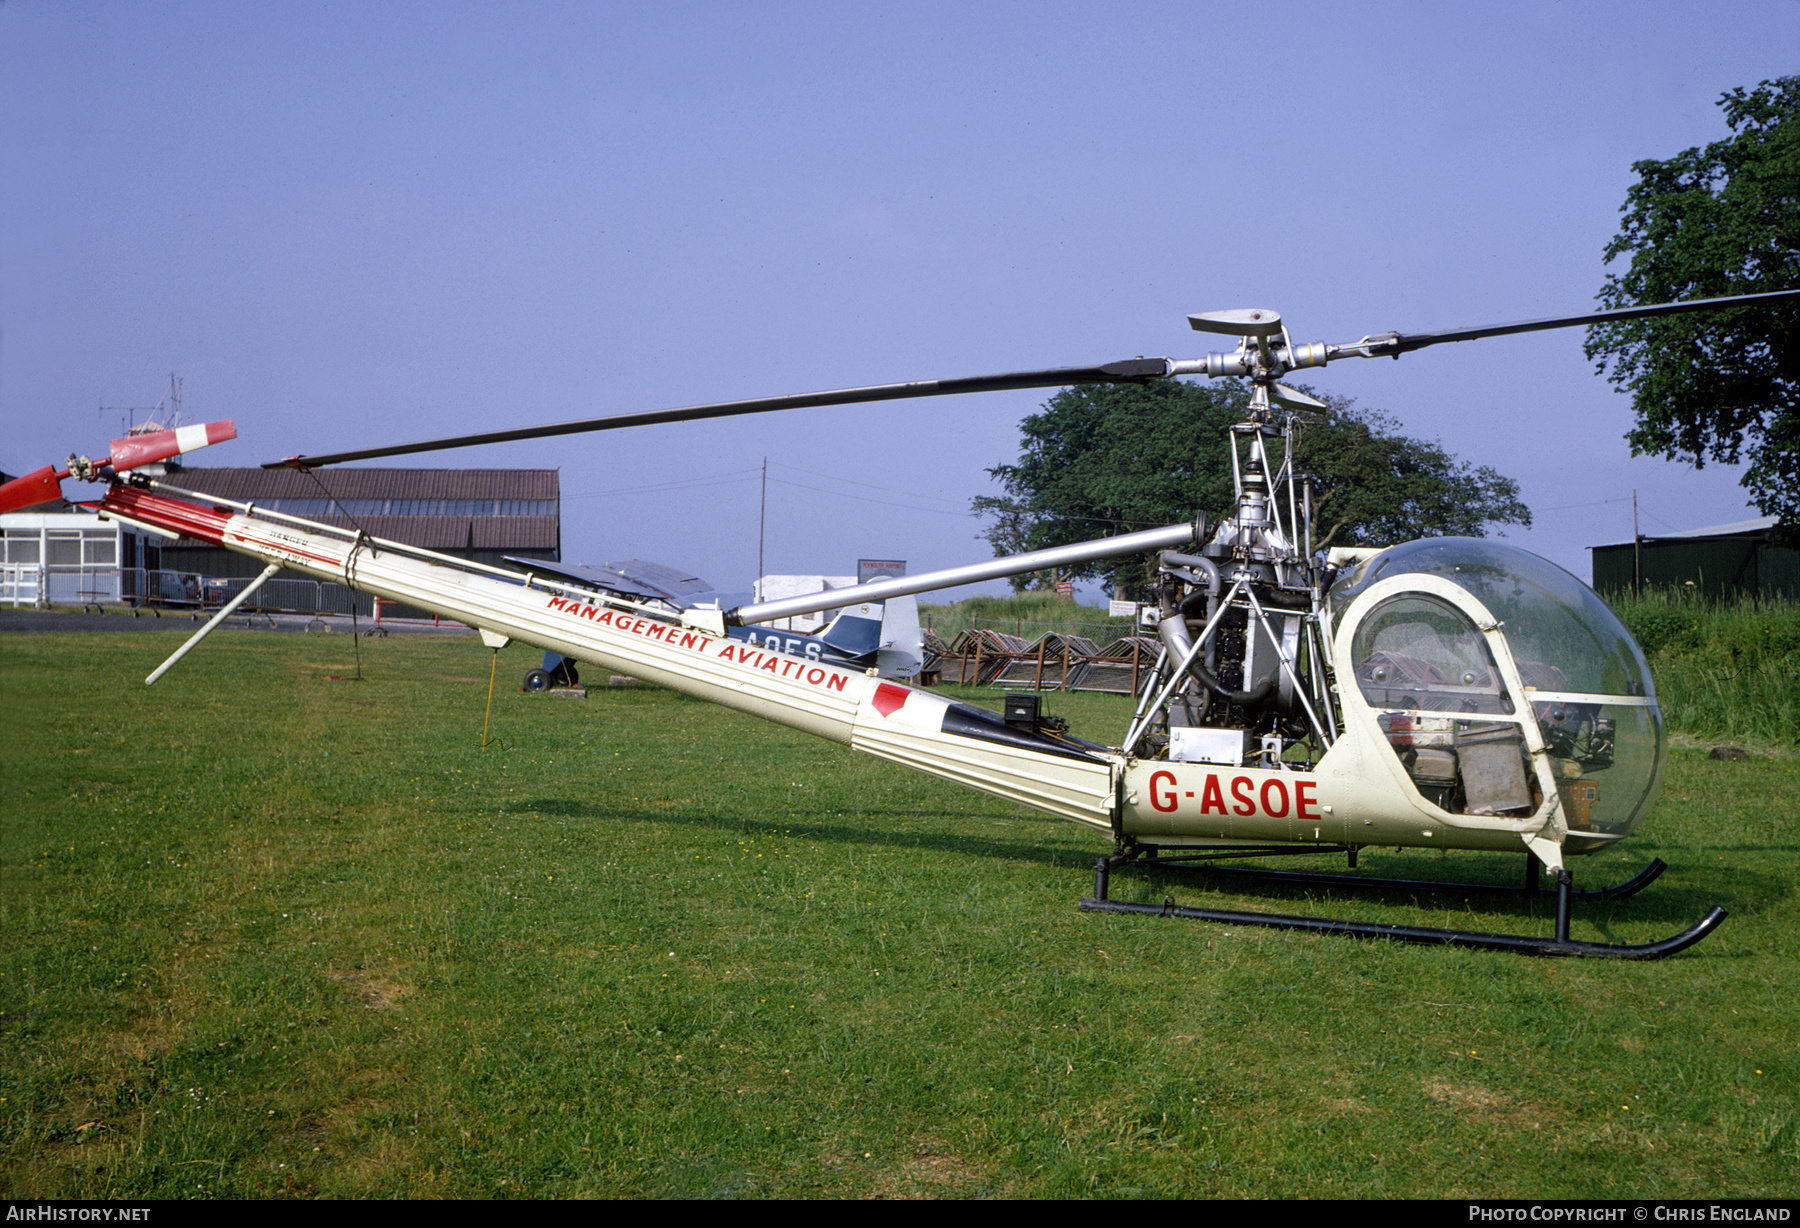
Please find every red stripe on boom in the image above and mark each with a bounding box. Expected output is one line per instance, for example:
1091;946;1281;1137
101;486;235;545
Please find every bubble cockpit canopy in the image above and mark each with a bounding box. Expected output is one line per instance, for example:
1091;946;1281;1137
1328;539;1663;845
1328;538;1653;699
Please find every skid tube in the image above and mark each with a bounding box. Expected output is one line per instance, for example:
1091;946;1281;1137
1133;846;1672;901
1079;846;1728;959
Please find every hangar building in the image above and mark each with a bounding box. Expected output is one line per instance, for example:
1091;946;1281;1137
1590;516;1799;599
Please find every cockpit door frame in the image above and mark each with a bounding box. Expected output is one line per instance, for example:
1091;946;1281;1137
1331;573;1567;853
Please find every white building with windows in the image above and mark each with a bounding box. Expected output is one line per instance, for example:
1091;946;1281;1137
752;573;858;632
1;510;169;607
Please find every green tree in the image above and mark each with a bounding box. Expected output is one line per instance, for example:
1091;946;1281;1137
973;379;1531;596
1301;403;1532;551
1585;77;1800;543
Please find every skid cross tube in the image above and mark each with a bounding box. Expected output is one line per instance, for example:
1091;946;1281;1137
1082;849;1725;959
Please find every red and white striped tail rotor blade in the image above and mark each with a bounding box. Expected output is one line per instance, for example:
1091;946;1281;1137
108;420;237;472
0;464;70;514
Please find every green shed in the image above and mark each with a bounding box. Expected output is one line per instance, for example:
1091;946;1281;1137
1591;516;1799;598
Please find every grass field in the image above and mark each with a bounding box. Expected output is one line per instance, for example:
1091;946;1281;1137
919;592;1132;644
1609;587;1800;747
2;628;1796;1198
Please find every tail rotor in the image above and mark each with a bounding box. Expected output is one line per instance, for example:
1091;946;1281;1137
0;420;237;513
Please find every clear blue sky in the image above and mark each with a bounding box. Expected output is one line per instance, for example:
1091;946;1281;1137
5;1;1796;598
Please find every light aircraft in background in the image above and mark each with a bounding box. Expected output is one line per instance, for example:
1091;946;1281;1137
505;555;923;689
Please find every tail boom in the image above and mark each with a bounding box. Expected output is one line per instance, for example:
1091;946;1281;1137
100;484;1119;829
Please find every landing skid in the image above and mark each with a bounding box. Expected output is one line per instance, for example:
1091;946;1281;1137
1078;845;1727;959
1136;847;1670;901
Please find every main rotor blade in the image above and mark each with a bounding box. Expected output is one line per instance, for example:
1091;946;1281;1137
1362;288;1800;357
265;358;1171;470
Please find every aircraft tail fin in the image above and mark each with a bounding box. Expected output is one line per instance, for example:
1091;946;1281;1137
876;595;924;679
815;595;924;679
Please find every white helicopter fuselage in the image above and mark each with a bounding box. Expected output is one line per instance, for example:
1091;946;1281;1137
100;482;1654;879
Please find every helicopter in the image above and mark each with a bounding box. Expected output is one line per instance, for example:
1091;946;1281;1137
8;287;1797;958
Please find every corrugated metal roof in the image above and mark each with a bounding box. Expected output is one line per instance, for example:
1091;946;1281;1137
472;517;559;549
1649;516;1779;540
149;468;559;551
1592;515;1779;549
171;467;558;501
251;515;560;550
155;514;559;551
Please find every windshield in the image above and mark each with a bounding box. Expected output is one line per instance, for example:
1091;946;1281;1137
1329;538;1652;698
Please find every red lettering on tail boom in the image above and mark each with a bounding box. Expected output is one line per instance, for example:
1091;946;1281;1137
544;595;852;694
